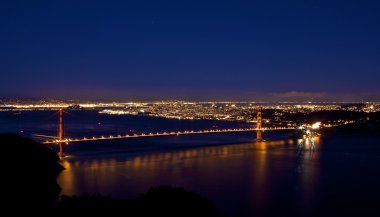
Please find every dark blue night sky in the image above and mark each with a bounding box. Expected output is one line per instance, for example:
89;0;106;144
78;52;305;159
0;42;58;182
1;0;379;101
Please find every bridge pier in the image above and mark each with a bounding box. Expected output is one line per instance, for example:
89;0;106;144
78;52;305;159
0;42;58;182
256;130;262;142
58;142;65;159
256;106;263;142
58;108;65;159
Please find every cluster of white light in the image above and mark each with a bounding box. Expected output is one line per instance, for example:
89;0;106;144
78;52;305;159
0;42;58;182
311;122;321;129
99;109;136;115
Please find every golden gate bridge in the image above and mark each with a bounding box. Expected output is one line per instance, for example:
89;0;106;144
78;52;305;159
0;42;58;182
35;107;296;158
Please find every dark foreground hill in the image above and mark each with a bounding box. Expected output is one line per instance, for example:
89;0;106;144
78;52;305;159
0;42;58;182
0;134;225;216
57;186;226;217
0;133;63;210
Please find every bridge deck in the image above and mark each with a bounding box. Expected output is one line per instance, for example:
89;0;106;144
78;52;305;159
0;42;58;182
41;127;295;144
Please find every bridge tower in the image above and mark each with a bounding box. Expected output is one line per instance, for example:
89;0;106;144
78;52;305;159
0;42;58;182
58;108;65;158
256;106;263;142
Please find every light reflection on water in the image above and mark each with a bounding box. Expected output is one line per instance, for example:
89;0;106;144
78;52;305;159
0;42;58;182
57;138;321;216
3;111;379;215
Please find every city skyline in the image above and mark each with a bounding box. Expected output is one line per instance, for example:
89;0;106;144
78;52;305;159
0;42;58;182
1;0;380;101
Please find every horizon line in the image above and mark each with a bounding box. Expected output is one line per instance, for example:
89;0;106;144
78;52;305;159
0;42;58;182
1;98;379;104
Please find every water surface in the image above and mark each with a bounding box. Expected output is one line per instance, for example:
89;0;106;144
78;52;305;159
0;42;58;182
58;135;380;216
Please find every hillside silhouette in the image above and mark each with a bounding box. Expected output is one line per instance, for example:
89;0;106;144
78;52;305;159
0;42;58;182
0;134;225;216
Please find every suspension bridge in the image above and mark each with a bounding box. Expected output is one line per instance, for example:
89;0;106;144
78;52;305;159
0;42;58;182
35;107;296;158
